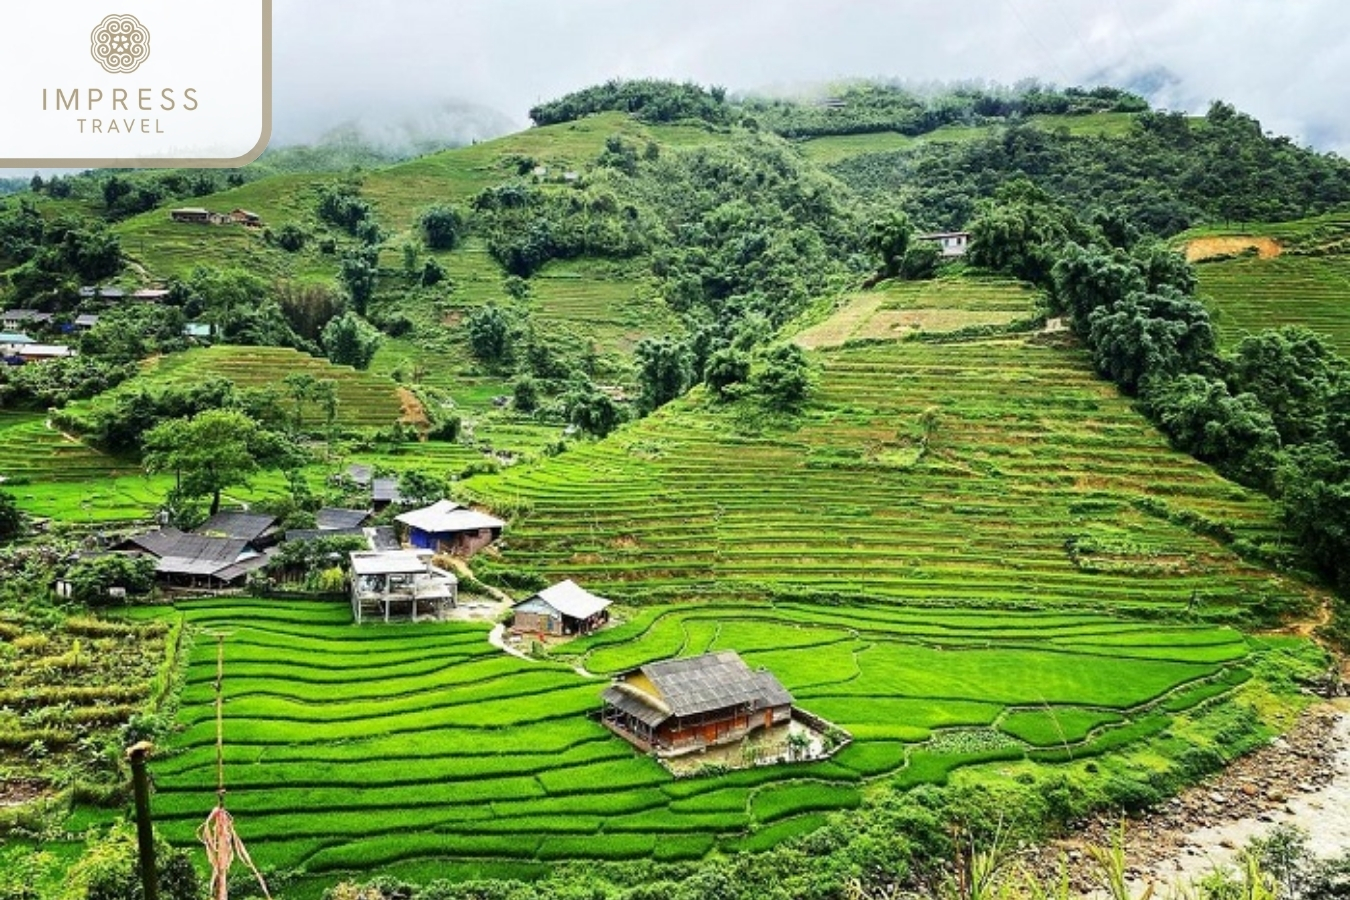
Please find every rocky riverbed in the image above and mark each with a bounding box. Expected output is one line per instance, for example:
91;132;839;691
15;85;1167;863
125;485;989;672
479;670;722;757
1026;701;1350;892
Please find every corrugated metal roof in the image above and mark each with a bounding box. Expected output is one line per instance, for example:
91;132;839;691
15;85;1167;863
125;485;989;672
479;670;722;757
516;579;610;620
638;651;794;718
196;512;276;542
349;550;430;576
371;477;402;502
396;499;505;534
317;507;370;530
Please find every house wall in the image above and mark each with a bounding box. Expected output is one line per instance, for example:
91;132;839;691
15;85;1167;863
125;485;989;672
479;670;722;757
513;610;561;635
411;527;500;557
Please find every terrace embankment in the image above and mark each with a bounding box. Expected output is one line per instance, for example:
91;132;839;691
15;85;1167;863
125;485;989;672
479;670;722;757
1027;701;1350;891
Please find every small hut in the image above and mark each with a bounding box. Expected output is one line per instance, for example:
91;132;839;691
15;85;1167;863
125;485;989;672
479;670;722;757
511;580;611;637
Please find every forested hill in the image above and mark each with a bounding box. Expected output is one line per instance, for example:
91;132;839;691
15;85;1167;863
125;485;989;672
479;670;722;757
530;80;1350;236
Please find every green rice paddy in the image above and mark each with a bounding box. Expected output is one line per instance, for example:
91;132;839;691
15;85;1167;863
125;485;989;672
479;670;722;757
467;336;1305;616
127;594;1269;885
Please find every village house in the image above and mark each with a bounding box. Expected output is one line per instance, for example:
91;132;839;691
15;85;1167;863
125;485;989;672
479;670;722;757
132;289;171;302
169;208;213;225
0;332;34;348
348;549;458;623
2;344;76;365
112;513;279;590
601;651;795;756
511;580;611;637
915;230;971;257
183;323;212;339
78;286;125;300
230;209;262;227
73;314;101;330
112;528;268;590
371;477;403;511
395;499;505;556
2;310;54;330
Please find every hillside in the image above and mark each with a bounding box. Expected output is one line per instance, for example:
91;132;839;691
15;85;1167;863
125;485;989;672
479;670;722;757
2;80;1350;900
1183;212;1350;355
466;333;1305;616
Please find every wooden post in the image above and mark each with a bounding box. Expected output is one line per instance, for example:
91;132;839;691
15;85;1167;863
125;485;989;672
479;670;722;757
126;740;157;900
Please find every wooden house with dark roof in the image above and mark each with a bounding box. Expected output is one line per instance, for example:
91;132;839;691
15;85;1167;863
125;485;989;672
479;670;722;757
601;651;794;756
113;528;268;589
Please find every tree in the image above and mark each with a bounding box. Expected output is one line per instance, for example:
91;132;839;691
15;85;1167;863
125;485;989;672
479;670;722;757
398;469;445;506
1277;445;1350;590
1230;327;1348;446
752;343;813;411
1087;289;1215;394
1147;374;1281;488
704;347;751;399
339;248;379;315
65;554;157;605
900;240;941;280
1133;242;1197;295
142;410;296;516
565;382;622;438
866;210;912;278
275;222;307;252
635;336;692;411
420;205;468;251
1051;242;1143;335
512;375;540;413
967;179;1084;286
466;304;515;367
421;256;446;287
0;491;22;543
322;312;382;370
284;372;318;431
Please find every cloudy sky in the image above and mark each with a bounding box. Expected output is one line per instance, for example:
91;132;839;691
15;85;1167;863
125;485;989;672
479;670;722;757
269;0;1350;153
5;0;1347;177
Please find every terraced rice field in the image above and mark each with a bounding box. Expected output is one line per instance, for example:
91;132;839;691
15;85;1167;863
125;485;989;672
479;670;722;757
796;276;1036;348
94;345;404;429
0;411;137;484
1197;254;1350;356
468;337;1304;615
131;596;1269;885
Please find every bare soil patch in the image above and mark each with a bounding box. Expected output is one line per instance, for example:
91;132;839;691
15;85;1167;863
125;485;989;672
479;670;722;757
397;387;430;431
1185;236;1282;262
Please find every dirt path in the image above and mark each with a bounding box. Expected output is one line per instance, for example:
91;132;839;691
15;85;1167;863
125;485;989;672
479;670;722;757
444;558;599;678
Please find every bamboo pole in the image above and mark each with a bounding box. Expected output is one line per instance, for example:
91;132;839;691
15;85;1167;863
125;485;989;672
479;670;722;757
127;741;157;900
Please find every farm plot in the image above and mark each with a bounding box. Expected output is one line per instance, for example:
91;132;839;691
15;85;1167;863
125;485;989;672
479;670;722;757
130;596;1270;886
1197;253;1350;356
80;345;404;429
468;337;1306;616
796;276;1037;349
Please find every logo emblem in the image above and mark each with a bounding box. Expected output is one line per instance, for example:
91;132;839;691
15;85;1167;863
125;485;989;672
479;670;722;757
90;14;151;74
